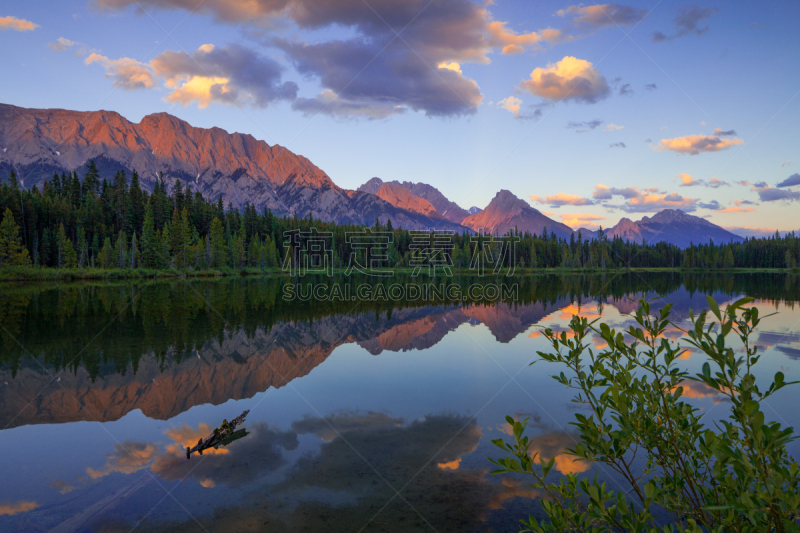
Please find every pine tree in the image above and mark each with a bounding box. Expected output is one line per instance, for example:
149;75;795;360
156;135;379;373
141;203;156;268
56;223;77;268
114;231;128;269
99;237;113;269
0;208;31;266
209;217;227;268
83;159;101;198
130;233;138;269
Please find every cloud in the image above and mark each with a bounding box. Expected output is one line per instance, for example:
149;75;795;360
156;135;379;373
0;16;38;31
49;37;76;52
619;83;633;96
678;174;730;188
497;96;540;120
623;191;697;212
593;184;638;200
713;128;736;136
527;431;590;474
556;4;647;29
777;173;800;187
698;200;721;210
781;160;791;167
735;180;751;186
86;441;160;479
566;119;603;132
96;0;560;118
658;134;744;155
50;480;77;495
84;53;157;90
280;37;483;118
153;423;298;488
152;44;298;108
756;186;800;202
530;193;594;207
652;5;718;42
291;411;403;442
559;212;606;229
520;56;610;104
644;83;657;90
596;184;699;212
609;142;626;148
725;226;778;238
717;206;755;213
0;501;39;516
605;123;623;131
487;21;558;54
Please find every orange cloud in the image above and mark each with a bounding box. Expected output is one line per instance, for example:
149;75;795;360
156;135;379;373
164;423;229;456
658;135;743;155
487;21;548;54
671;381;730;403
528;431;590;475
558;303;603;320
718;206;755;213
85;53;157;90
678;173;697;186
559;213;606;229
437;458;462;470
0;501;38;516
531;193;594;206
0;16;38;31
520;56;610;103
87;441;160;479
625;191;696;211
497;96;522;118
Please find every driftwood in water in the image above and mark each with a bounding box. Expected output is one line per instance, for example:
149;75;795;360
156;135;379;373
186;410;250;459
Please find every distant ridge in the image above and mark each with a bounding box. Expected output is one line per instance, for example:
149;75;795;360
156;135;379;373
604;209;744;248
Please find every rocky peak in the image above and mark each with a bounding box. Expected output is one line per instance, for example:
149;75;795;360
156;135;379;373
376;182;440;218
358;177;385;195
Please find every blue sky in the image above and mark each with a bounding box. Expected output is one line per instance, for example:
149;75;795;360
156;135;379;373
1;0;799;233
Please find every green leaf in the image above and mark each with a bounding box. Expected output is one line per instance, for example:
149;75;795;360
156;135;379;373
706;296;721;320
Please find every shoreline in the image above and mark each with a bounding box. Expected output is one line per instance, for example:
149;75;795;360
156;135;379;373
0;266;797;283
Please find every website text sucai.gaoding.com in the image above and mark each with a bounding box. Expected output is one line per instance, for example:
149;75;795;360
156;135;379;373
282;282;519;302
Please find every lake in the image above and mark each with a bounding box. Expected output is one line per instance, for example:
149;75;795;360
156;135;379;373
1;273;799;532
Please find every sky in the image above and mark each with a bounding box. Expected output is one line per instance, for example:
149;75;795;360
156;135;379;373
1;0;799;234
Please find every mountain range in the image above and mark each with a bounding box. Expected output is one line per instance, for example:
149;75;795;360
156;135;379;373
0;103;747;247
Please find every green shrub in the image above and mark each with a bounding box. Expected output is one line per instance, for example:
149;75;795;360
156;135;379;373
491;297;800;532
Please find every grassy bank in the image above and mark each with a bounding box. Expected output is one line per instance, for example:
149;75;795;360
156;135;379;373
0;265;797;282
0;265;290;282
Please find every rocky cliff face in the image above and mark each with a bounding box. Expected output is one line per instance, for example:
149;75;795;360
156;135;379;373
461;190;574;238
376;182;441;218
358;177;470;223
0;104;463;231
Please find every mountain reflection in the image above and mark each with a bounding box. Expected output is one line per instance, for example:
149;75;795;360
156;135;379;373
1;273;798;429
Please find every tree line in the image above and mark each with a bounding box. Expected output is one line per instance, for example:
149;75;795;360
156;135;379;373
0;162;798;271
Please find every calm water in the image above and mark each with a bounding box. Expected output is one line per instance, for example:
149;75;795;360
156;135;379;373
1;273;799;532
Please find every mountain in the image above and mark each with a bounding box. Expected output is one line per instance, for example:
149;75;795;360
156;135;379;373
460;189;574;238
0;104;464;231
375;182;441;218
605;209;744;248
468;206;482;215
358;177;470;223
